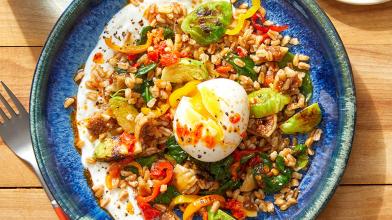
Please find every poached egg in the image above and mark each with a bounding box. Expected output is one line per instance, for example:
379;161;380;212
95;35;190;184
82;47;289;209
173;79;250;162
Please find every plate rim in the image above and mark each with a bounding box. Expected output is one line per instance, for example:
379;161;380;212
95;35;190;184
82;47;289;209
29;0;356;219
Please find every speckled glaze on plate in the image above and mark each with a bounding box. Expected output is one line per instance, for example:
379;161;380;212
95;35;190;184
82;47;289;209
30;0;356;219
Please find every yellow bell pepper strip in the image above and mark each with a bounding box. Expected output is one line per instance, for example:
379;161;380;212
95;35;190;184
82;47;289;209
168;195;200;210
169;80;201;107
141;103;170;117
226;0;261;35
104;33;152;55
183;195;225;220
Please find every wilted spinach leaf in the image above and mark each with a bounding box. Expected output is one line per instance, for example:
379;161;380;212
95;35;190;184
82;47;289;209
225;53;257;81
165;136;188;164
154;185;180;204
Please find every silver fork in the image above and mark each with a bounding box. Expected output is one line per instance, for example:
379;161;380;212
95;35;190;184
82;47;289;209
0;82;68;220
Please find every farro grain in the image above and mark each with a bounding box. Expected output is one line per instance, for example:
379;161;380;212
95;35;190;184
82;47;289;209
266;202;275;212
298;62;310;70
299;54;310;61
210;201;220;213
75;139;85;149
271;39;281;46
269;151;278;161
280;203;289;211
86;157;96;164
64;97;75;108
160;184;168;193
263;20;274;26
74;69;85;82
100;197;111;207
119;190;129;201
289;38;299;45
92;184;104;198
274;198;285;206
293;54;299;67
281;35;291;46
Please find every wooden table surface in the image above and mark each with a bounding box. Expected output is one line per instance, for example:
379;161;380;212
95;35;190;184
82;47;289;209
0;0;391;219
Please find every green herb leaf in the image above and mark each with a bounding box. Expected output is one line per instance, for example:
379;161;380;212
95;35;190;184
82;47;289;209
114;67;127;74
110;89;126;98
292;144;307;156
210;156;234;182
201;180;241;196
163;27;175;40
225;53;257;81
136;26;153;45
301;72;313;102
125;166;139;175
259;153;273;168
275;155;285;172
141;80;153;103
154;185;180;204
263;169;292;194
277;52;294;69
240;154;255;164
165;136;188;164
136;63;157;77
135;155;158;168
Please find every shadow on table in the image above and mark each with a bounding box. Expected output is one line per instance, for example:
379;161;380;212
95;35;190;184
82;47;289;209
7;0;72;58
318;0;392;31
318;66;386;218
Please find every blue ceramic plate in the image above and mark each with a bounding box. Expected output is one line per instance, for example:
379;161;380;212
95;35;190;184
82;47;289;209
30;0;356;219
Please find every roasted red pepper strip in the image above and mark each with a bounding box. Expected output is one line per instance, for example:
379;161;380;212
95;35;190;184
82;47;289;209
251;13;268;33
136;161;173;203
252;12;288;34
230;161;241;180
236;47;247;58
248;155;261;167
120;132;136;152
137;201;161;220
233;149;262;161
269;25;289;32
225;199;246;220
160;52;180;67
150;161;173;185
136;185;161;203
147;50;160;62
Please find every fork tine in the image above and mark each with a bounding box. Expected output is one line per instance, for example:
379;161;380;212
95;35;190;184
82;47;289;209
0;82;27;114
0;82;17;116
0;107;8;122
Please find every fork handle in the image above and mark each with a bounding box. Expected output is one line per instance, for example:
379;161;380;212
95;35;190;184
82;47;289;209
28;158;69;220
52;201;69;220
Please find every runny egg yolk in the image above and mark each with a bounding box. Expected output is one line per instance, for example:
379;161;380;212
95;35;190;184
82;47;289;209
178;88;224;148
